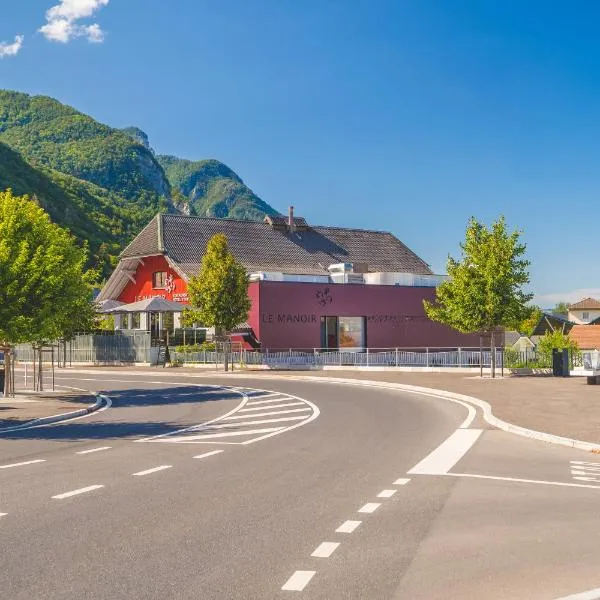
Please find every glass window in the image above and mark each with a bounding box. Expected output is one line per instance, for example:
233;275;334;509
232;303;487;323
583;312;590;321
338;316;365;348
162;312;174;332
153;271;167;289
130;312;141;329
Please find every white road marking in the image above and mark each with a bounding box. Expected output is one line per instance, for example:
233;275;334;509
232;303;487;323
209;416;307;428
311;541;340;558
0;513;7;518
358;502;381;514
554;588;600;600
220;408;311;420
571;461;600;466
133;465;172;476
0;459;46;470
281;570;316;591
193;450;224;459
52;484;104;499
238;402;306;412
393;478;411;485
573;476;600;483
76;446;112;455
336;520;361;533
246;396;288;405
165;427;284;442
408;429;483;475
377;489;397;498
447;472;600;489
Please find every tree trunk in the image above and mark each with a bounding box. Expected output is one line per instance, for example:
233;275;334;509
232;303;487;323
3;347;11;397
490;329;496;379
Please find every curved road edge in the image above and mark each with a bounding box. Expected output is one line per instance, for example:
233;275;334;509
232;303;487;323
0;391;111;434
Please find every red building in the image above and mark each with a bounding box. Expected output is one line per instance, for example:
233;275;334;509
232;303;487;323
98;209;482;350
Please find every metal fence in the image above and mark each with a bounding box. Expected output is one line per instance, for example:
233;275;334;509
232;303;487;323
14;331;152;365
170;347;505;368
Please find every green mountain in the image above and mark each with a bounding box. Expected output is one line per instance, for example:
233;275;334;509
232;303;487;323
0;89;280;276
156;155;279;220
0;141;151;276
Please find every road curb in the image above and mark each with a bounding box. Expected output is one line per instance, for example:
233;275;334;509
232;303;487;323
0;393;107;434
269;375;600;453
33;367;600;452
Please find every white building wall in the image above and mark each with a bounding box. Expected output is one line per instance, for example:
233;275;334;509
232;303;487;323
568;309;600;324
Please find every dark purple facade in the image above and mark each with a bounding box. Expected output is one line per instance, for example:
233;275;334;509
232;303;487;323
247;281;484;350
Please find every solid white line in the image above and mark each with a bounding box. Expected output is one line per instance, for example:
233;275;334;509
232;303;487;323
554;588;600;600
571;461;600;466
212;416;307;428
0;512;7;518
358;502;381;514
133;465;172;476
246;395;287;404
311;541;340;558
281;570;316;591
52;484;104;499
193;450;224;459
377;489;397;498
76;446;112;455
0;459;46;470
166;427;284;442
336;520;361;533
221;408;311;420
408;429;483;475
393;478;411;485
447;472;600;489
238;402;305;412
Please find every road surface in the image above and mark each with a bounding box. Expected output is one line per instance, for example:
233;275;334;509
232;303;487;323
1;370;599;599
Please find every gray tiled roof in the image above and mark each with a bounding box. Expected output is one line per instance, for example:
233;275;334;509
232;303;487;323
121;214;433;278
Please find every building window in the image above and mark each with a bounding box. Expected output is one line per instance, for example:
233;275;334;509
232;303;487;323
130;312;141;329
153;271;167;289
583;312;590;321
320;316;366;349
162;312;174;332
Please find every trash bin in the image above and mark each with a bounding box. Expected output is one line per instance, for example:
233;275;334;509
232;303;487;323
552;348;570;377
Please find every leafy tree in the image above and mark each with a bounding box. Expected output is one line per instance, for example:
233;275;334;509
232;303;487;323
185;234;250;370
424;216;533;377
0;190;96;394
553;301;570;316
536;330;580;368
519;305;543;336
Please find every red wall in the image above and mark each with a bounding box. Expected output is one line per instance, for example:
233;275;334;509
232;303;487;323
252;281;482;350
118;263;483;349
118;255;189;303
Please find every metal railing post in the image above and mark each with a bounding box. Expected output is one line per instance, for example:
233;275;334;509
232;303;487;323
366;348;369;367
426;347;430;368
458;347;462;367
395;347;398;367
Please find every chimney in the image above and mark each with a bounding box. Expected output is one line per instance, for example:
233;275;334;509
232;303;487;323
288;205;295;233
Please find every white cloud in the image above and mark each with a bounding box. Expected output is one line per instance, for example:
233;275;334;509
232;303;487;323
533;288;600;307
0;34;24;58
39;0;109;43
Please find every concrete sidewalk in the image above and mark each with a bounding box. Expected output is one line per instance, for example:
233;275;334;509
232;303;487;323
0;391;94;429
256;371;600;444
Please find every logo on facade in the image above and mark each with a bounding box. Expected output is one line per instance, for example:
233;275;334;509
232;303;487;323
164;273;176;294
316;287;333;307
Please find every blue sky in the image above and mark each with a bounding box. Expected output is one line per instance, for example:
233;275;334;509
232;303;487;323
2;1;599;304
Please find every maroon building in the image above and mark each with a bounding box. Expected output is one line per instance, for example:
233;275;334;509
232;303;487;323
98;209;481;350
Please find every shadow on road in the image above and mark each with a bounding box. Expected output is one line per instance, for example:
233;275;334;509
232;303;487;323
0;385;241;441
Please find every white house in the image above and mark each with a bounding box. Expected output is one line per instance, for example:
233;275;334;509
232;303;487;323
567;297;600;324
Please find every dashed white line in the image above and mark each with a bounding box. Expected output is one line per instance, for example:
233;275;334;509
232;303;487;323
76;446;112;455
238;402;306;412
0;459;46;470
358;502;381;514
133;465;173;476
52;484;104;499
311;541;340;558
281;570;316;591
377;489;397;498
336;520;361;533
393;478;411;485
193;450;224;459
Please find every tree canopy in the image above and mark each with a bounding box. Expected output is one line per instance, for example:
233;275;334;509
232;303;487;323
0;190;96;346
185;234;251;335
424;216;533;376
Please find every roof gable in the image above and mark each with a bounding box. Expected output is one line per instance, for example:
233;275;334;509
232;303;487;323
569;297;600;310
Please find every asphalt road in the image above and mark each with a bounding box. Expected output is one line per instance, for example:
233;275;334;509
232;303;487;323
1;370;600;600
